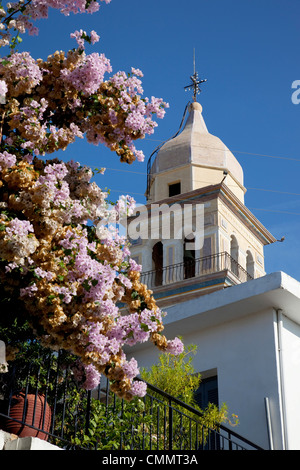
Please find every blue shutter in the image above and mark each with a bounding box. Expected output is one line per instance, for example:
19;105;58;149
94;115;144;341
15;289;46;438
194;375;218;409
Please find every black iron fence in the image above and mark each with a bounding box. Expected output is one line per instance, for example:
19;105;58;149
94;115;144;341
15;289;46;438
0;351;263;450
140;251;253;289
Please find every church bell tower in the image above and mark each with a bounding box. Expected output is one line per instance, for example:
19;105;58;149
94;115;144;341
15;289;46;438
129;70;276;309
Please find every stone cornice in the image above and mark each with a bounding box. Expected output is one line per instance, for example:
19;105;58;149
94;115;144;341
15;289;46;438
129;183;277;246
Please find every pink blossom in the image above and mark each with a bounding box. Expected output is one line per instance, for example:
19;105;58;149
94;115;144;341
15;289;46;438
135;150;145;162
86;2;101;13
166;337;184;355
81;363;101;390
0;52;42;87
0;0;175;400
130;380;147;397
122;358;139;379
6;218;34;238
0;79;7;97
131;67;143;77
114;195;136;219
129;258;142;272
34;267;55;281
61;51;112;95
118;273;132;289
70;29;86;49
20;283;38;298
90;30;100;44
72;361;101;390
0;151;16;171
0;0;110;40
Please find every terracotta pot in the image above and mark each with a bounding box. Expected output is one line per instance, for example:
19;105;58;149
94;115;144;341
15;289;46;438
3;393;52;440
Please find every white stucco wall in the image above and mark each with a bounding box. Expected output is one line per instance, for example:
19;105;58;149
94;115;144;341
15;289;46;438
126;272;300;450
129;308;282;450
177;308;283;450
278;313;300;450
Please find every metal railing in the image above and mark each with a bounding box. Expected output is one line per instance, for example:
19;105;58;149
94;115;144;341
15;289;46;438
140;251;253;289
0;352;263;450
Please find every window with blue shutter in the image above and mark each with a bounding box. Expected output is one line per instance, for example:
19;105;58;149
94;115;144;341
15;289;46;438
194;375;218;409
194;375;220;449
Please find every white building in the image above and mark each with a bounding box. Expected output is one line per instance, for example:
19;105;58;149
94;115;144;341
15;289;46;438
126;94;300;450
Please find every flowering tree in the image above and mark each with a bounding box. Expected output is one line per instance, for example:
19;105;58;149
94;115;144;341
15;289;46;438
0;0;183;401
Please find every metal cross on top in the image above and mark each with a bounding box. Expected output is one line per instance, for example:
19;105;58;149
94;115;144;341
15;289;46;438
184;50;207;101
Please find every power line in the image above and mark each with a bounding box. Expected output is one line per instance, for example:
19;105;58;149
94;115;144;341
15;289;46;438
233;150;300;163
247;187;300;197
248;207;300;216
85;140;300;215
107;188;300;217
94;166;300;198
144;139;300;162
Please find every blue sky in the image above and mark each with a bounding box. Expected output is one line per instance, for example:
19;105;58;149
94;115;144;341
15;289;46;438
7;0;300;281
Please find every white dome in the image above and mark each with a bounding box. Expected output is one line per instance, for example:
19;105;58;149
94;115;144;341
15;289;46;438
151;101;244;188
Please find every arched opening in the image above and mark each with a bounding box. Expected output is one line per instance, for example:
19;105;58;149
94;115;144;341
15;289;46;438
246;250;255;279
152;241;163;286
230;235;239;277
184;236;195;279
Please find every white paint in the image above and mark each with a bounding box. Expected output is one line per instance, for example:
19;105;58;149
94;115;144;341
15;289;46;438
277;313;300;449
128;271;300;450
1;432;62;450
